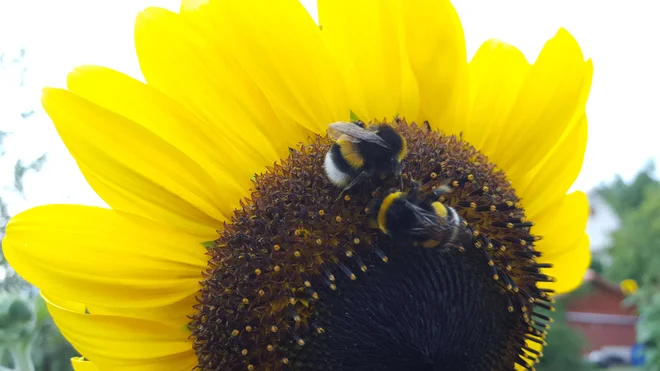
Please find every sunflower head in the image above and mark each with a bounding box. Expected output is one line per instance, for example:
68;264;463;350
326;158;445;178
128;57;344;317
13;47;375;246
190;119;552;371
2;1;592;371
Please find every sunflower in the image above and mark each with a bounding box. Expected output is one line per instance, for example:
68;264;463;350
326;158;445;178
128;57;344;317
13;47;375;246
3;0;592;370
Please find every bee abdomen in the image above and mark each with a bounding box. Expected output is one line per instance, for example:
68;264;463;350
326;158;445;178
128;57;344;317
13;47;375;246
324;144;356;188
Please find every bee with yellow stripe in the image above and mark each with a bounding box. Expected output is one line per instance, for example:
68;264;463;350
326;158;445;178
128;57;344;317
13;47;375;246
324;121;407;196
369;181;469;249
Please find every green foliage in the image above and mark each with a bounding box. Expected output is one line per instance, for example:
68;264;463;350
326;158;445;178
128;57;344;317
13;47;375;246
596;161;659;218
598;164;660;284
625;286;660;370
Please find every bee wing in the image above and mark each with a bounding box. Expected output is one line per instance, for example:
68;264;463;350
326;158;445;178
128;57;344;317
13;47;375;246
328;122;392;149
403;203;446;238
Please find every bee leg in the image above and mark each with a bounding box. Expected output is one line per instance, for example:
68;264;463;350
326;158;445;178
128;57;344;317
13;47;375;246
392;158;404;190
334;172;369;202
409;180;421;200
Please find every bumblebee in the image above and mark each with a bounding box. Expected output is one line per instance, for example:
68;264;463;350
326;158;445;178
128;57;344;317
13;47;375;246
369;181;469;249
324;121;407;195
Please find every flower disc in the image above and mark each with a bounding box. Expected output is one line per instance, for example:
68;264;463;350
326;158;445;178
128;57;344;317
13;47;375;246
190;119;551;371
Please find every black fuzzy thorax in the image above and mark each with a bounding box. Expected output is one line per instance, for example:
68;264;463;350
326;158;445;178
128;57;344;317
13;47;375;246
357;125;405;173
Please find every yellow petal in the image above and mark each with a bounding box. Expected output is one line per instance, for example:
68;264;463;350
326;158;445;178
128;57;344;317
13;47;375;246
533;191;588;257
45;294;196;370
87;294;197;329
539;233;590;294
318;0;414;122
42;88;229;239
402;0;468;131
522;115;589;219
66;66;260;204
514;339;543;370
4;205;204;308
173;0;349;134
464;40;530;154
532;191;591;293
72;357;100;371
135;7;308;163
491;29;590;183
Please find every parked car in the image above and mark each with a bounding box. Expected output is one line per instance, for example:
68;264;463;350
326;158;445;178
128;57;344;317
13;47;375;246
586;346;632;368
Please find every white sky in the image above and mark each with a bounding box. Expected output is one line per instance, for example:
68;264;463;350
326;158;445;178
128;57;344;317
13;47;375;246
1;0;659;216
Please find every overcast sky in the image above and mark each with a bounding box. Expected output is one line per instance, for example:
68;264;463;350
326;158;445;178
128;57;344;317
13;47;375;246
1;0;658;215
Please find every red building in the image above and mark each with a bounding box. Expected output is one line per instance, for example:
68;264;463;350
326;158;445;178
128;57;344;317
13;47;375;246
566;269;638;353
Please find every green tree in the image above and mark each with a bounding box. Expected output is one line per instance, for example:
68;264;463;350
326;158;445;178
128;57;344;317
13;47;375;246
603;182;660;285
596;161;659;218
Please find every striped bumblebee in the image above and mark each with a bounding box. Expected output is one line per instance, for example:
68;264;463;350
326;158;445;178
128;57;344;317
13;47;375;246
369;181;469;249
324;121;407;197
